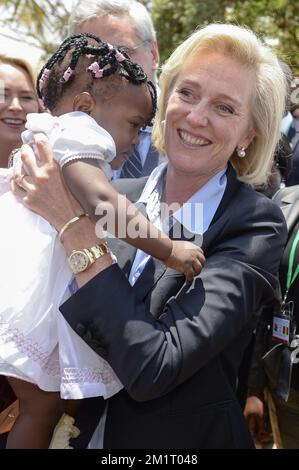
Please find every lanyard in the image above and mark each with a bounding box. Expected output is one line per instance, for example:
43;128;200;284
284;227;299;305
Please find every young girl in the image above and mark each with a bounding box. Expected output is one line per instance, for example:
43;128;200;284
0;33;205;448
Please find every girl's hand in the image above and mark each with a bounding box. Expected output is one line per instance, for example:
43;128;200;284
164;240;205;283
11;135;82;231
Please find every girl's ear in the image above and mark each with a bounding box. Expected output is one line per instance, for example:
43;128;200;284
73;92;95;114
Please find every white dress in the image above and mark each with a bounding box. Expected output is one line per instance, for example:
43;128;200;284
0;112;123;399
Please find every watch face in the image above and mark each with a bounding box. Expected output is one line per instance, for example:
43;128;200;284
69;251;89;273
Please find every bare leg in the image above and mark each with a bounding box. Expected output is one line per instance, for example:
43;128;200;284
64;399;81;418
7;377;63;449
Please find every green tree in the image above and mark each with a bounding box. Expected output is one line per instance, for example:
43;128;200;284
152;0;226;64
228;0;299;73
152;0;298;74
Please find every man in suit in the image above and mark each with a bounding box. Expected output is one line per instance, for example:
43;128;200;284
68;0;164;178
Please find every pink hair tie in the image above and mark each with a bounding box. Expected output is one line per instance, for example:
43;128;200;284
39;68;51;90
87;62;104;78
115;51;126;62
39;78;45;90
38;98;47;111
63;67;73;82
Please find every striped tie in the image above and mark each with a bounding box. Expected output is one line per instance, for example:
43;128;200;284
120;147;143;178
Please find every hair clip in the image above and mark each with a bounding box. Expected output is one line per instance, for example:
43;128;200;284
87;62;104;78
39;68;51;90
107;43;114;51
63;67;74;82
115;51;126;62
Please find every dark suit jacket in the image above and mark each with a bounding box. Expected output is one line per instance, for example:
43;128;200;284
61;165;287;449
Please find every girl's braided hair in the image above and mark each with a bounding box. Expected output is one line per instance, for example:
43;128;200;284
36;33;156;123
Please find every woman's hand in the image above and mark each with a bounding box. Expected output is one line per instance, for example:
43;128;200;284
11;135;82;231
11;135;112;288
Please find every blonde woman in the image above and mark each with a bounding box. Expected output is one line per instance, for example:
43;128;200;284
13;24;287;448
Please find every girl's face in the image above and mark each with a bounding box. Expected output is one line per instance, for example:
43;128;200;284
0;63;39;148
92;81;153;169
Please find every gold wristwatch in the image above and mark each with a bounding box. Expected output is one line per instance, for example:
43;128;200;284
68;242;110;274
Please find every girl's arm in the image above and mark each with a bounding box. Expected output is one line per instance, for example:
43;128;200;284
13;138;204;282
62;159;172;262
62;160;205;281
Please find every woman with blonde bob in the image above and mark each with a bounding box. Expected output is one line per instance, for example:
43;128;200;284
12;24;287;448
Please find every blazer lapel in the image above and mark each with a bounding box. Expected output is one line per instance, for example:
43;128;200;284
134;216;200;301
133;256;167;301
108;179;148;277
130;201;167;300
274;187;299;233
281;201;299;233
201;164;242;252
110;166;240;300
108;200;167;299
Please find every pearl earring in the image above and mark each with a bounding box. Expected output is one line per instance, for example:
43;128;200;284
237;147;246;158
161;120;165;130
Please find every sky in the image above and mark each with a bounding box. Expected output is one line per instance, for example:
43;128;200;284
0;29;43;68
0;0;76;70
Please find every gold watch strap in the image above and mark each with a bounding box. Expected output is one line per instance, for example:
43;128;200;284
89;243;109;260
82;248;95;266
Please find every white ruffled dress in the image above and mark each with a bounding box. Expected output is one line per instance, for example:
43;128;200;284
0;111;123;399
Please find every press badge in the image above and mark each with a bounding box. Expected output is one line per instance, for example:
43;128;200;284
272;301;294;345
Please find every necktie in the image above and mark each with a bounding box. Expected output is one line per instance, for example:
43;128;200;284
121;146;143;178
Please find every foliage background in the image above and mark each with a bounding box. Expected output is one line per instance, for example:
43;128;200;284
0;0;298;73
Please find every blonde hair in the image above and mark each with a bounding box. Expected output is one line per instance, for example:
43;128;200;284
153;23;287;185
0;55;37;92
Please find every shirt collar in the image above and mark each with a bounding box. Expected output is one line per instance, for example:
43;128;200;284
137;163;227;235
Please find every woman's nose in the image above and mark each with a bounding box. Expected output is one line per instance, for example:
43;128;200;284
186;103;209;127
8;96;23;111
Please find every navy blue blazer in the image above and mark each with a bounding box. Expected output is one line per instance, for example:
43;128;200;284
62;165;287;449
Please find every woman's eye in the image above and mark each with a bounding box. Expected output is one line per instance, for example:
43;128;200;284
21;95;35;101
178;88;192;97
218;104;234;114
